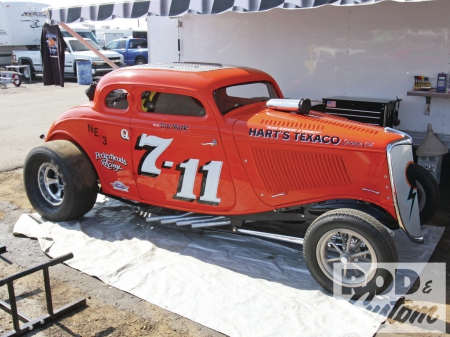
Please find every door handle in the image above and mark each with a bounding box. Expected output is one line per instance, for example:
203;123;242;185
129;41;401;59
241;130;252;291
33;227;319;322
201;139;217;146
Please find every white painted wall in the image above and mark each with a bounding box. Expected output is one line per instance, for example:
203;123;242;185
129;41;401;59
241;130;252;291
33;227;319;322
149;0;450;146
147;16;179;64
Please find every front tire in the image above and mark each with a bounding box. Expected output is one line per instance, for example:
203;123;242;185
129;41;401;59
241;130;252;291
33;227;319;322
23;141;98;222
303;209;397;295
413;163;439;224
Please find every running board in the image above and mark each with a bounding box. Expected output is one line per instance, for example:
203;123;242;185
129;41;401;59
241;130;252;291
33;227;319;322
137;210;304;245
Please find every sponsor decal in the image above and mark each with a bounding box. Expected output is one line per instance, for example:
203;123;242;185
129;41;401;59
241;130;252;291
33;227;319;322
248;127;340;145
110;181;129;192
342;139;374;148
153;123;189;131
95;152;127;172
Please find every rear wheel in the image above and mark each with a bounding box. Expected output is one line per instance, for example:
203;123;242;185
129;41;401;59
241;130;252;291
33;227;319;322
135;57;147;65
23;140;98;222
303;209;397;295
11;73;21;87
20;62;35;80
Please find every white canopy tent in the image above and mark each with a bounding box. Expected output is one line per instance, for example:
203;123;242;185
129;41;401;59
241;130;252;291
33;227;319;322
47;0;432;23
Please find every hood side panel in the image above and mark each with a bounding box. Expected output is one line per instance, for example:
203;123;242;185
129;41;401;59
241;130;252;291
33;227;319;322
252;147;351;193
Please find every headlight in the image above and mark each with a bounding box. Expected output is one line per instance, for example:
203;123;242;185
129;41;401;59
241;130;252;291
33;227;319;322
92;58;104;66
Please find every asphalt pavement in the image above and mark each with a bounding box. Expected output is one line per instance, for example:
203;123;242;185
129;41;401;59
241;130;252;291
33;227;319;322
0;77;87;171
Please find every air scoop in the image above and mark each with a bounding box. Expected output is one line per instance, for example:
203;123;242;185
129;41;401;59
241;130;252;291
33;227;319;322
266;98;311;115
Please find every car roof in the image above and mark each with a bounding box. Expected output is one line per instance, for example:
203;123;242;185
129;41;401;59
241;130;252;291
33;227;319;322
97;62;278;93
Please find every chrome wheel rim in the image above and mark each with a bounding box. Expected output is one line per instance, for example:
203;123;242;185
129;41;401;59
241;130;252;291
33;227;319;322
316;228;378;287
23;67;30;79
38;162;65;206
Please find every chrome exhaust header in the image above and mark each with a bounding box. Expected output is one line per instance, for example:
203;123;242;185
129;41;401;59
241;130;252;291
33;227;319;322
233;228;304;245
137;209;305;245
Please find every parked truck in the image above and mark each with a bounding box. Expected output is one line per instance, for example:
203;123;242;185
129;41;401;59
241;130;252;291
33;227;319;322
12;37;124;79
103;37;147;66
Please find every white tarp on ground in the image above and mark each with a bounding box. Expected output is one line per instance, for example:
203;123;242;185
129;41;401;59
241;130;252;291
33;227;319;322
13;196;444;337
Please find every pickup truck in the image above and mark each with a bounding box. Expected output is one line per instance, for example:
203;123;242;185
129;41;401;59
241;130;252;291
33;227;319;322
23;62;439;295
12;37;124;80
103;37;148;66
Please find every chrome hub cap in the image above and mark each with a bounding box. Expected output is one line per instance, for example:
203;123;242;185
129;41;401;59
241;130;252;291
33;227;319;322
38;162;65;206
340;254;350;264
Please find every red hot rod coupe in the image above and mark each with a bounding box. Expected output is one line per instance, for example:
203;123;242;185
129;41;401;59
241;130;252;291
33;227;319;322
24;62;439;294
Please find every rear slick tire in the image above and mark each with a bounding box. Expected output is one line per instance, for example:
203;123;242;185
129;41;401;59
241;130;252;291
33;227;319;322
303;208;398;295
23;140;98;222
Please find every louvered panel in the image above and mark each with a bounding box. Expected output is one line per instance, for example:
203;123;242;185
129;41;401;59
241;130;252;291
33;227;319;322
251;148;352;193
260;112;381;135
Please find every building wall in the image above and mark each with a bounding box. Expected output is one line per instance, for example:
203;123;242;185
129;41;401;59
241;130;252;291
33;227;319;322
149;0;450;146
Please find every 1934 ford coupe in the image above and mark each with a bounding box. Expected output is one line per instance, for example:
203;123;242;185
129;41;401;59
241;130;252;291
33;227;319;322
23;63;439;294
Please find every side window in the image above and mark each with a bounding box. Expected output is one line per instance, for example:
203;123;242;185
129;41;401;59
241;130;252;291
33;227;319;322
133;40;147;49
106;89;129;110
140;91;205;117
105;41;118;50
118;40;126;49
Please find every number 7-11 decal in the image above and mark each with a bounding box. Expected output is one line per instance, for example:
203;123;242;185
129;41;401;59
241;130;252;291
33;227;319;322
136;134;223;205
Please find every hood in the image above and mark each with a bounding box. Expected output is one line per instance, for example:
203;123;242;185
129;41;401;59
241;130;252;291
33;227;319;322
232;107;406;151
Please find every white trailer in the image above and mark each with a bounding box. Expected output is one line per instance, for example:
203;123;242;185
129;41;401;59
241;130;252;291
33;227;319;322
146;0;450;149
0;0;49;65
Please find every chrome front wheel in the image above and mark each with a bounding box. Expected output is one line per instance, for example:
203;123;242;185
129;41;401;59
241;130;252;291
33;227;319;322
316;228;378;288
304;209;397;294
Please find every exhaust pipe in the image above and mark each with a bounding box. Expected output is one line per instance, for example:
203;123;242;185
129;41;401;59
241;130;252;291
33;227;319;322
177;216;226;226
233;228;304;245
191;219;231;229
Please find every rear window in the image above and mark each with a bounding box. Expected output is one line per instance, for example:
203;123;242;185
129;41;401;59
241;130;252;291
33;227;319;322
106;89;129;110
129;39;147;49
214;81;279;115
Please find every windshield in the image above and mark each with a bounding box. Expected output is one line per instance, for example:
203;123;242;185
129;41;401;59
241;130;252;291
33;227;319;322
214;81;280;115
69;39;101;52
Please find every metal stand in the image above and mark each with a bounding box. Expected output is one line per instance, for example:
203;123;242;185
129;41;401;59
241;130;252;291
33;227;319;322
0;252;86;337
5;66;31;83
0;245;6;254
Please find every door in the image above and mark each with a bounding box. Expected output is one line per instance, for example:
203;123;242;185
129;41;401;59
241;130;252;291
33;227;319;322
130;87;236;213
